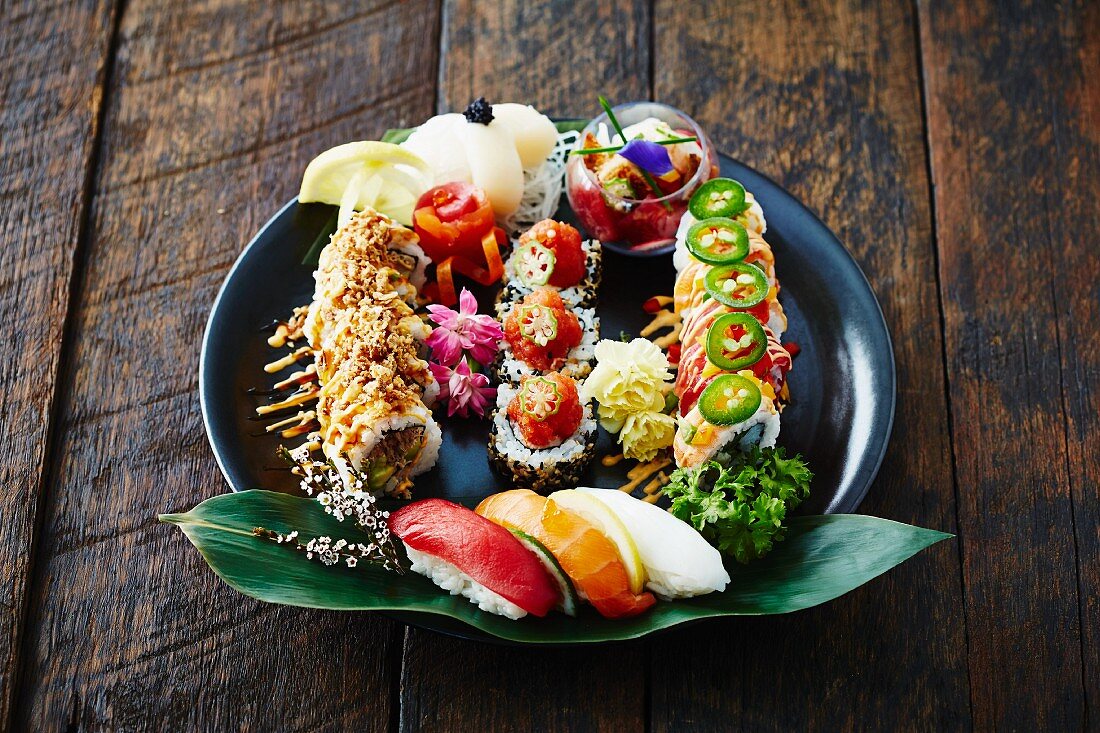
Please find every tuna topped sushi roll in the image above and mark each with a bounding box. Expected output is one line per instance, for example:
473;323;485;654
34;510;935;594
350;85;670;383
494;288;599;382
488;372;597;493
498;219;602;312
388;499;561;619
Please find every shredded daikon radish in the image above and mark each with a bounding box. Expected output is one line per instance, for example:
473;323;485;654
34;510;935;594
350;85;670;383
500;130;580;234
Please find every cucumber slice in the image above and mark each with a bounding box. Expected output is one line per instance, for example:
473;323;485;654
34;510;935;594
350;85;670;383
509;528;579;617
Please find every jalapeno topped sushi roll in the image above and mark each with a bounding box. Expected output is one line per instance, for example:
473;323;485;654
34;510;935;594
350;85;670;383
673;178;767;272
487;372;597;494
673;371;781;468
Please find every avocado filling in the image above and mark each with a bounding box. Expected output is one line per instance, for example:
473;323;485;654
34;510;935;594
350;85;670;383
362;426;426;491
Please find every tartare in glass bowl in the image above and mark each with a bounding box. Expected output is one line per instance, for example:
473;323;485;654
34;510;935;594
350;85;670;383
566;102;718;255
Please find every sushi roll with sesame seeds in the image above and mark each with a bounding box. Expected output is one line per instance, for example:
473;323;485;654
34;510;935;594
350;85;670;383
496;219;602;313
488;372;597;494
492;288;599;382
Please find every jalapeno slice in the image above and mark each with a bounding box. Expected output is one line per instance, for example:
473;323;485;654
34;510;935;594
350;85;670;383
685;218;749;265
705;312;767;371
689;178;748;220
697;374;762;426
703;262;769;309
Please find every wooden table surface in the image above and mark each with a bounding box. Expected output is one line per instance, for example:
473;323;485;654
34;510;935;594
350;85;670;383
2;0;1096;730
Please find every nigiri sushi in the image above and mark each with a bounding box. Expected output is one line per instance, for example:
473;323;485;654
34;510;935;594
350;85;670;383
388;499;560;619
476;489;656;619
576;488;730;599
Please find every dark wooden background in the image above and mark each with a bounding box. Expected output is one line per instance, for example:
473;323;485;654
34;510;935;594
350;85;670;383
1;0;1096;730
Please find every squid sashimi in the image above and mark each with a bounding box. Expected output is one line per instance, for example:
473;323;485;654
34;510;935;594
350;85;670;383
576;488;730;599
476;489;656;619
388;498;560;619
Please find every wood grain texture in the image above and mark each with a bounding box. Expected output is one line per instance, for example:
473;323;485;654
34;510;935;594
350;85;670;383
13;1;440;729
438;0;650;117
395;2;649;731
0;0;118;727
648;1;971;730
919;0;1096;729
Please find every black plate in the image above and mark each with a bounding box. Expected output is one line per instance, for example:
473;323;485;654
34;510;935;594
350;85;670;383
199;154;896;641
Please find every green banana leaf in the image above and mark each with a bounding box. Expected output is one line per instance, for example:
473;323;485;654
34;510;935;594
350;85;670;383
161;490;951;644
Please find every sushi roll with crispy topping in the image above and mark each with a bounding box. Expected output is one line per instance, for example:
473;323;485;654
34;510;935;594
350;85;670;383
304;208;442;497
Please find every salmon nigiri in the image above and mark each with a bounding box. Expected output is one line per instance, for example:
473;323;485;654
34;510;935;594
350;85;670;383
475;490;656;619
389;499;560;619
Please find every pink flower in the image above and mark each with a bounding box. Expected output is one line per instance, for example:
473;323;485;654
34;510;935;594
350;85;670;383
425;288;503;366
429;358;496;418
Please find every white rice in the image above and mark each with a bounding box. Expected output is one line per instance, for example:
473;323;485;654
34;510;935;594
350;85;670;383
495;304;599;381
404;544;527;620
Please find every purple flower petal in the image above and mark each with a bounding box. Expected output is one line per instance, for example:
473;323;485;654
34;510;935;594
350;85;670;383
618;138;674;177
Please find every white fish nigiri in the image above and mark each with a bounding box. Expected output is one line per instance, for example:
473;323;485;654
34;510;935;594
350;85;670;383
491;103;558;169
455;119;524;217
400;113;472;186
577;487;730;599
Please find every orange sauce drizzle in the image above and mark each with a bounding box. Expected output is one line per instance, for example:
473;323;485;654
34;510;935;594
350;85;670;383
617;457;671;494
265;346;313;373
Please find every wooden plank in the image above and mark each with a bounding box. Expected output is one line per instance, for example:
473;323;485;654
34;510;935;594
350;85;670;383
438;0;651;116
648;1;972;730
919;1;1095;729
0;0;118;727
13;1;440;728
397;2;651;731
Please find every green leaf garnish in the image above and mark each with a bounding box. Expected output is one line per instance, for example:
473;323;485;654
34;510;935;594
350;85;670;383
380;127;415;144
300;209;338;266
664;447;814;564
570;136;698;156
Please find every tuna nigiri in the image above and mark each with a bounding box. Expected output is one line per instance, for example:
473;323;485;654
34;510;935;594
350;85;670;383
476;490;656;619
388;499;560;619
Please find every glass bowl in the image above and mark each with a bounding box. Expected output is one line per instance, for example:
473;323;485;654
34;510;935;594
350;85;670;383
565;101;718;256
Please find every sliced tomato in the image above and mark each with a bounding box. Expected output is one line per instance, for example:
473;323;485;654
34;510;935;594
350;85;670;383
413;182;496;263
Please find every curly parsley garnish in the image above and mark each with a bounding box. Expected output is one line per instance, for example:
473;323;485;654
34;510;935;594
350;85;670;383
664;447;813;564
